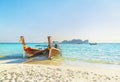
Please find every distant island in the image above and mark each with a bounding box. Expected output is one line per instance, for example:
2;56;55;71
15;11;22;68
52;39;98;44
60;39;89;44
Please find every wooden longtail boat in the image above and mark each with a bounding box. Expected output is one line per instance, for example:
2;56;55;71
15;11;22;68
20;36;61;59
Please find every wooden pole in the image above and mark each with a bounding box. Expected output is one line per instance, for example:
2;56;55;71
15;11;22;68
20;36;26;46
20;36;27;51
20;36;26;58
48;36;52;48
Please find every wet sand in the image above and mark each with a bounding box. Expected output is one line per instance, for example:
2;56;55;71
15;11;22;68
0;64;120;82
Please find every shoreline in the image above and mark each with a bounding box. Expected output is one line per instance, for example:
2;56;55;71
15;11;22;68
0;63;120;82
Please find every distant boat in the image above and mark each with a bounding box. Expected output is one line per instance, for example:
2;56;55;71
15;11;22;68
89;43;97;45
20;36;61;59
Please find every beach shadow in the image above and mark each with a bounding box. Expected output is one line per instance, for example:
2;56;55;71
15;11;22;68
25;55;48;62
0;53;28;64
0;53;63;66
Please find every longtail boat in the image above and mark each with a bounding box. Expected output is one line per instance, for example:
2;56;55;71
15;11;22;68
20;36;61;59
89;43;97;45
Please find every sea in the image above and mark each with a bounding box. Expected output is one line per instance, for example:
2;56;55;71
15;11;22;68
0;43;120;67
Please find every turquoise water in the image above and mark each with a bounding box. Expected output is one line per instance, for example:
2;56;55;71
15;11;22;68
61;43;120;65
0;43;120;65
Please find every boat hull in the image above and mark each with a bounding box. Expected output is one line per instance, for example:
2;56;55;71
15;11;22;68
26;48;61;59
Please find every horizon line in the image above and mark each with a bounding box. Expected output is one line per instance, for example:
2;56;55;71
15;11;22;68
0;42;120;44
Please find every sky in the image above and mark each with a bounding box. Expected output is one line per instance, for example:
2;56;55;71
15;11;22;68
0;0;120;43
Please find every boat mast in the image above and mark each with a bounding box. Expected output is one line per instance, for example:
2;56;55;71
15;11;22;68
48;36;52;48
48;36;52;59
20;36;27;58
20;36;27;50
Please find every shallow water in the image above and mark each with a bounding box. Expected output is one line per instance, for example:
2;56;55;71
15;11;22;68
0;43;120;66
60;43;120;65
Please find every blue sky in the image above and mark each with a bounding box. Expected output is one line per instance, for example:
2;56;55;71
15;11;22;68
0;0;120;43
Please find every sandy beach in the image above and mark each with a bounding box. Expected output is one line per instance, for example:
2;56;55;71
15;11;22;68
0;64;120;82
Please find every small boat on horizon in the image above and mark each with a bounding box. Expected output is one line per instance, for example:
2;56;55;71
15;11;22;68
89;43;97;45
20;36;61;59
